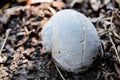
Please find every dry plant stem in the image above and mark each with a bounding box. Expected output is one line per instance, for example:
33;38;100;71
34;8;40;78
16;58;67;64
55;64;66;80
100;43;104;59
97;72;102;79
113;31;120;39
104;72;114;80
98;28;114;37
0;29;11;55
109;10;120;63
48;7;56;15
109;35;120;63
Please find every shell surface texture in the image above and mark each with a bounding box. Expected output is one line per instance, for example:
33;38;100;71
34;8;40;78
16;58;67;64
41;9;101;73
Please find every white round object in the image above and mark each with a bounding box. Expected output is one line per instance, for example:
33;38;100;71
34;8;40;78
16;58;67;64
41;9;100;73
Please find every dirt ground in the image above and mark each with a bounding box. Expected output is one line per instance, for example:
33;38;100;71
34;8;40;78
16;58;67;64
0;0;120;80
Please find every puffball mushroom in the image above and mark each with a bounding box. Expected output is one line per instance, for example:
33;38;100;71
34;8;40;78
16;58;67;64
41;9;101;73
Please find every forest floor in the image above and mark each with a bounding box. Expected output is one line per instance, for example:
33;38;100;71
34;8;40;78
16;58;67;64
0;0;120;80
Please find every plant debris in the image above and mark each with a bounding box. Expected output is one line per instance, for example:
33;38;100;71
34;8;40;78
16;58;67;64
0;0;120;80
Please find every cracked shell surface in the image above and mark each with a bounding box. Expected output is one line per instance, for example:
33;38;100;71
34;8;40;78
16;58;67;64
41;9;101;73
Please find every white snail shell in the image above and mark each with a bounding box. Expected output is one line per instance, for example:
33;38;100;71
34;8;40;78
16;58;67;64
41;9;101;73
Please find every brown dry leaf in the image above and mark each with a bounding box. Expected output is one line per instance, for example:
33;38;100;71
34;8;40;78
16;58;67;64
89;0;101;11
27;0;53;5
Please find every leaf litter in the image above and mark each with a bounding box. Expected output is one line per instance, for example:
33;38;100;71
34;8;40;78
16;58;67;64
0;0;120;80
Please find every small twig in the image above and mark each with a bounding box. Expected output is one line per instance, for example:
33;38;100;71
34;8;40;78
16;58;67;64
48;7;56;15
0;29;11;55
109;34;120;63
113;31;120;39
98;28;114;37
55;64;66;80
96;72;101;79
104;72;115;80
24;27;29;35
100;43;104;59
108;10;120;63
